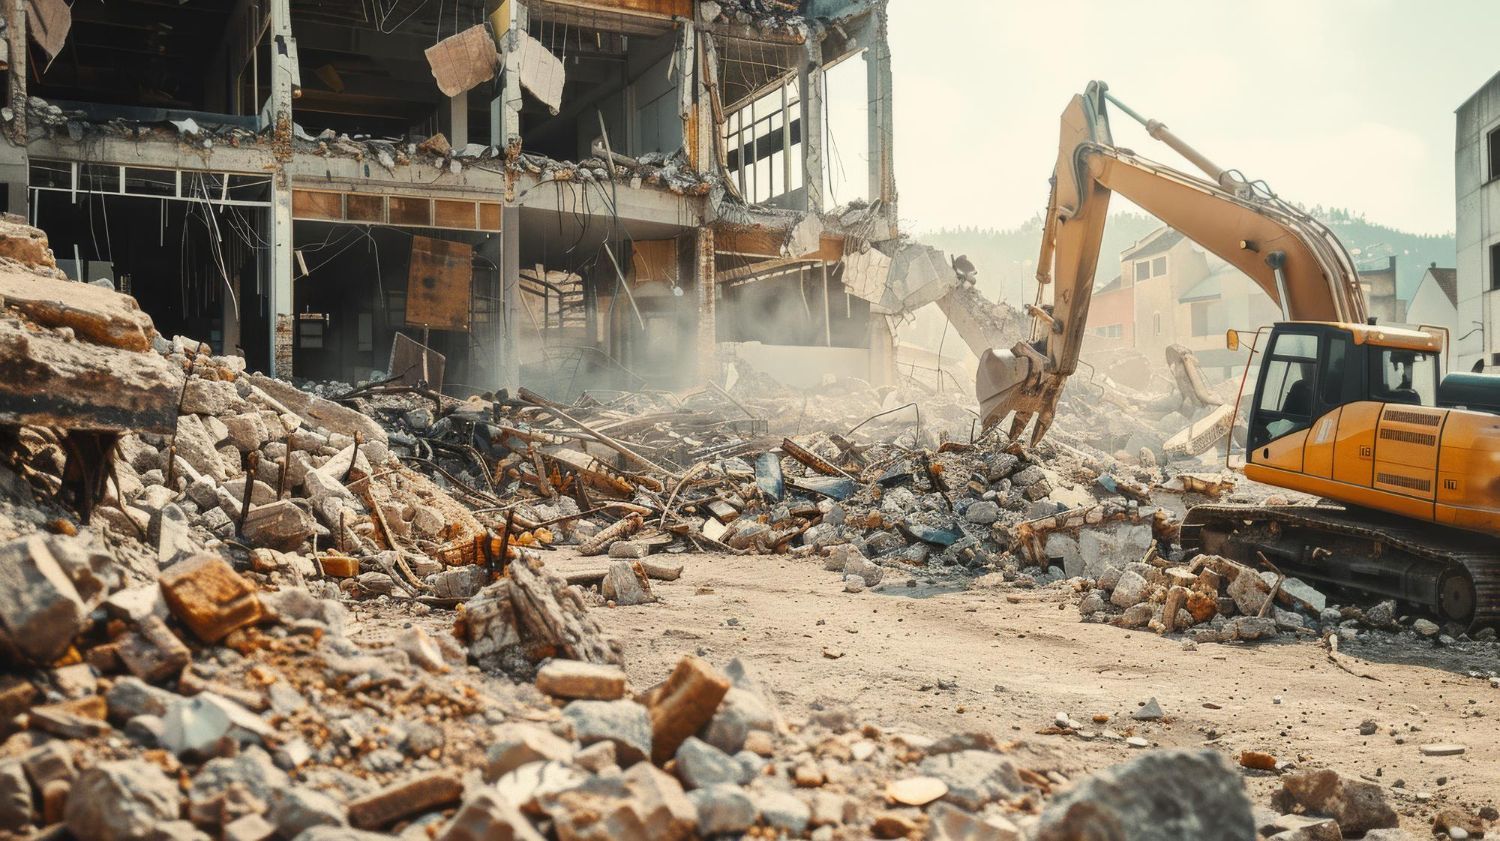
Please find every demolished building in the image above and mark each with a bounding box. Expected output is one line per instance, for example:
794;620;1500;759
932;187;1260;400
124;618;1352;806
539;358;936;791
0;0;948;398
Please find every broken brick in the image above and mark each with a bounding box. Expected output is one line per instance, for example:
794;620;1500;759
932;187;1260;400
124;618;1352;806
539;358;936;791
347;771;463;829
647;655;731;765
535;659;628;701
117;615;192;683
159;554;263;643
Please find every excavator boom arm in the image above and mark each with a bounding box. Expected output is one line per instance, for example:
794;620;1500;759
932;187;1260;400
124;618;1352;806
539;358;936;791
980;82;1368;442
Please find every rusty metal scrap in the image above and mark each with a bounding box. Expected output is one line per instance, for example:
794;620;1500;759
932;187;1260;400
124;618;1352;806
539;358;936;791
578;512;644;557
780;438;855;481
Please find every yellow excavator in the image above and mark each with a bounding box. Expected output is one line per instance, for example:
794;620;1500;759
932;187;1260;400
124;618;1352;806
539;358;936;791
982;81;1500;627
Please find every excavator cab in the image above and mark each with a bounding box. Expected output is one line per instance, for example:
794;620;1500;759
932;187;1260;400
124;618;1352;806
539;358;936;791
1245;323;1440;453
1241;322;1500;539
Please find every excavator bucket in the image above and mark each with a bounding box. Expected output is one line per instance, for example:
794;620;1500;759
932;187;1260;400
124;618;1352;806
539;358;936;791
976;341;1066;443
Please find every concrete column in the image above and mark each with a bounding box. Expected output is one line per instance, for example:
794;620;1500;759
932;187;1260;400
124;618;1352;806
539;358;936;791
868;314;896;387
2;0;28;216
864;6;895;228
686;25;717;175
694;225;717;383
268;0;296;377
270;172;294;377
499;205;521;393
449;93;468;148
475;233;503;391
492;2;527;148
799;37;825;214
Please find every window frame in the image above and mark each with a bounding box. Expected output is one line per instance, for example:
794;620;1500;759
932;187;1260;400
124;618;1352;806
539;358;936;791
1249;328;1323;451
1489;125;1500;182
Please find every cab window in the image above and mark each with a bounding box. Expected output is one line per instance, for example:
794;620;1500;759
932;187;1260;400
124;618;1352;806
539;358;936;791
1252;331;1319;449
1370;348;1438;406
1318;334;1363;409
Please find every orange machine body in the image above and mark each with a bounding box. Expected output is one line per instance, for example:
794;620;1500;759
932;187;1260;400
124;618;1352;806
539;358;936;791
1243;323;1500;537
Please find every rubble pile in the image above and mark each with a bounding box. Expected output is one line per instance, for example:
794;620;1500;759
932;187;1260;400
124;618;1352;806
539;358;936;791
1080;548;1500;650
19;97;263;149
0;215;1478;840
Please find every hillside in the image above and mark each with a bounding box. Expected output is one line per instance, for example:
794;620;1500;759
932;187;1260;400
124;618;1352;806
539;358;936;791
918;209;1456;306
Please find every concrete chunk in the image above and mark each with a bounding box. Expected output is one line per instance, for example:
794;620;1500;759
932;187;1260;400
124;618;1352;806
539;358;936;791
0;535;88;664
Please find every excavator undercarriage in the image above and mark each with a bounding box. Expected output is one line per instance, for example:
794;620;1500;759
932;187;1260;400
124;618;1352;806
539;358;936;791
1180;503;1500;630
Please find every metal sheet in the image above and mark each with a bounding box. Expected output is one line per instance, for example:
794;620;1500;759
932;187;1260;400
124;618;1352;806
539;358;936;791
388;332;447;389
406;236;474;332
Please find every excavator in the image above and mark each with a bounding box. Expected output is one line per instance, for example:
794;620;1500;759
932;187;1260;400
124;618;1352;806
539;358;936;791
980;81;1500;628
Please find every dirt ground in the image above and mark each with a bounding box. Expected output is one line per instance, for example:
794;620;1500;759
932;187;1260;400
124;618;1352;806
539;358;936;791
570;549;1500;831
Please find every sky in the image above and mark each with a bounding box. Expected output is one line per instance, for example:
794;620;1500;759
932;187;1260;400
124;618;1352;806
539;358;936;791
869;0;1499;237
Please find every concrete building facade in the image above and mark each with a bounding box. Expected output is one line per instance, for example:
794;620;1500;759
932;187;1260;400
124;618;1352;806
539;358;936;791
0;0;912;398
1455;71;1500;371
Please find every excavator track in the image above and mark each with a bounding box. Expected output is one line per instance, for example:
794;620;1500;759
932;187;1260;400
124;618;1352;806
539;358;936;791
1180;503;1500;630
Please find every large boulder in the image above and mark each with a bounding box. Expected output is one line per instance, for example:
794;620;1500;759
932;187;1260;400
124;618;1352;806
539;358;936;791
1034;749;1254;841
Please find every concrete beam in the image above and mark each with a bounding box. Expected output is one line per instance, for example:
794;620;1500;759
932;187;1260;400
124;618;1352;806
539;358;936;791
26;135;278;173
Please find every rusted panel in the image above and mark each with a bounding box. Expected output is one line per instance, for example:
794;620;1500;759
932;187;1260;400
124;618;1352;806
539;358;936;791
388;331;447;389
714;226;783;258
434;199;479;230
631;239;678;284
479;203;502;231
292;190;342;221
405;236;474;332
714;226;843;262
390;196;433;227
345;193;386;223
424;24;499;98
815;234;844;263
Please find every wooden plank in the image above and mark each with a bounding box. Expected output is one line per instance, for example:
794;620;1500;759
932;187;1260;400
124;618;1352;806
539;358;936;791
631;239;678;284
434;199;479;230
405;236;473;332
345;193;386;223
714;226;783;258
292;190;342;221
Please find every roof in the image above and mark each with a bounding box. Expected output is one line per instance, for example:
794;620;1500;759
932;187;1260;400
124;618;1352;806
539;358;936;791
1424;266;1458;307
1179;262;1245;303
1332;323;1444;352
1179;275;1220;303
1122;229;1184;261
1096;274;1123;294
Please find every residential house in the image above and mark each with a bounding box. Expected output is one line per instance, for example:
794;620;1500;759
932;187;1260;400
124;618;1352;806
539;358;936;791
1405;263;1460;350
1358;256;1406;324
1084;274;1132;351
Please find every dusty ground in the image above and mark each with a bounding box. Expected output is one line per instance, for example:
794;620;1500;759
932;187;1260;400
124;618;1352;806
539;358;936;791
565;549;1500;831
